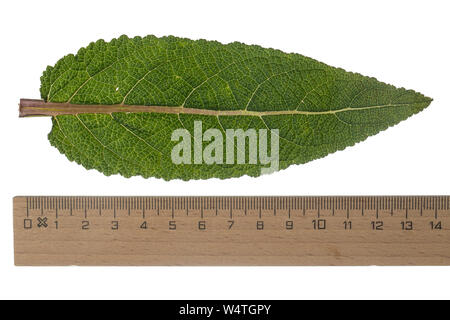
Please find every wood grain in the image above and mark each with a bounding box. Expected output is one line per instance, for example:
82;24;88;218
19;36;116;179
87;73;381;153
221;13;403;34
13;196;450;266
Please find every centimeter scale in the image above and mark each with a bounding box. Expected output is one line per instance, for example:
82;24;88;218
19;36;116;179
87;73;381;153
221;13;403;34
13;196;450;266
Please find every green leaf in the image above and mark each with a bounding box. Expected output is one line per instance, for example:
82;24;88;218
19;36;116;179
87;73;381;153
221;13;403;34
38;35;431;180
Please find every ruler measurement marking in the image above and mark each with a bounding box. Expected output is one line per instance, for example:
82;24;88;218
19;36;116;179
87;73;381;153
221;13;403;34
274;199;276;216
142;198;146;218
376;198;379;219
258;202;261;219
26;196;450;220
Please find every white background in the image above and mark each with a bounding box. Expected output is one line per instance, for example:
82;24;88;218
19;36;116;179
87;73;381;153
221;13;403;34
1;0;449;299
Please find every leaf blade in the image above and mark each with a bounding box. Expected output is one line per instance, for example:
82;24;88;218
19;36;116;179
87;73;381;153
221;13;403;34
41;35;432;180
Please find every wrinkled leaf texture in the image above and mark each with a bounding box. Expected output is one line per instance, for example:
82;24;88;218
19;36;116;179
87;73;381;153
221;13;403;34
41;35;432;180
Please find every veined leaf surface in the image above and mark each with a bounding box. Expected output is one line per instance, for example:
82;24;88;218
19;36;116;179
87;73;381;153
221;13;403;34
34;35;432;180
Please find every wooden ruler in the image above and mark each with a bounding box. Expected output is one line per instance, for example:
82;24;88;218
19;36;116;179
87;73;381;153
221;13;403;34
13;196;450;266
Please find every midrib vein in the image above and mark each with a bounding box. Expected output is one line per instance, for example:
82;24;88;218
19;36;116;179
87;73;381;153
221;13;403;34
19;99;428;118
